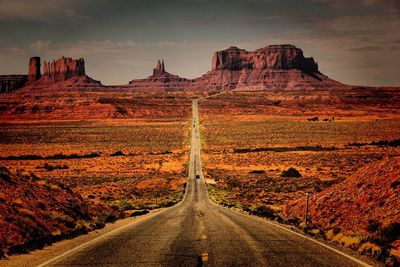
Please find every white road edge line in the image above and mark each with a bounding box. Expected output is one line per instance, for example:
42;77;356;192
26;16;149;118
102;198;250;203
207;177;373;267
37;99;202;267
36;216;146;267
264;219;372;267
196;93;372;267
36;202;181;267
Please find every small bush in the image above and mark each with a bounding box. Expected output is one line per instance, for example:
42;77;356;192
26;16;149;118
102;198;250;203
391;180;400;189
252;205;275;218
112;200;133;211
281;167;301;178
378;222;400;243
130;210;149;217
116;106;128;115
367;219;381;233
307;117;319;121
250;170;265;174
358;242;382;258
111;151;125;157
42;163;69;171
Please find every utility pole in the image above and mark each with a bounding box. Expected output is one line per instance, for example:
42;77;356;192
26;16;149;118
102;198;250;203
305;192;310;226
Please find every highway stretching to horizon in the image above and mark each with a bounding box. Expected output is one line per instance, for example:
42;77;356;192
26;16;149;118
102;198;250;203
37;96;370;267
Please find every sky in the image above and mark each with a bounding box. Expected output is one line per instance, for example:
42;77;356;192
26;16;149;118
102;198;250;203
0;0;399;86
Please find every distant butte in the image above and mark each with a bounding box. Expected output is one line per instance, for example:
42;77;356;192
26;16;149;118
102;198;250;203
126;45;343;91
1;44;398;94
128;60;193;92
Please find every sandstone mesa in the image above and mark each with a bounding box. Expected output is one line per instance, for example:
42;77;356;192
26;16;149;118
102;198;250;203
0;44;395;94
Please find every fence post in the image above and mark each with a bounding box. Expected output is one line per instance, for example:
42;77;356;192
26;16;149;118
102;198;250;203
305;192;309;226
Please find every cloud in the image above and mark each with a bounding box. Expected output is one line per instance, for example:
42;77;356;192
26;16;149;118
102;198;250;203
0;0;88;23
156;41;176;48
348;45;383;52
313;0;379;8
29;40;53;51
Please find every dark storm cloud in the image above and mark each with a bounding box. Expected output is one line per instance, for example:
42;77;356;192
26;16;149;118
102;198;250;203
0;0;399;86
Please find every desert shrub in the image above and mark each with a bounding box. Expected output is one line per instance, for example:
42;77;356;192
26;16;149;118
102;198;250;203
358;242;382;258
367;219;381;233
233;145;336;154
42;163;69;171
49;153;100;159
129;210;149;217
281;167;301;178
36;202;46;210
1;153;100;160
252;205;275;218
378;222;400;244
370;139;400;147
307;116;319;121
348;142;368;147
390;180;400;189
0;154;43;160
116;106;128;115
111;151;125;156
112;200;133;211
105;214;117;223
226;178;241;188
250;170;265;174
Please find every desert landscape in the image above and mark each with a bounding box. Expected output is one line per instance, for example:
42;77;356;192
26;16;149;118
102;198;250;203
0;43;399;266
199;89;400;264
1;1;399;265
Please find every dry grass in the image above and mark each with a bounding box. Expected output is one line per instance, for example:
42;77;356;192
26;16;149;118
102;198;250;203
0;118;190;210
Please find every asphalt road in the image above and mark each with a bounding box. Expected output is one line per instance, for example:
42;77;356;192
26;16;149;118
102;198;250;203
41;99;369;267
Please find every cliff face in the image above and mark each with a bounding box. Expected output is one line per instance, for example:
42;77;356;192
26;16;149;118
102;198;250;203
195;44;340;91
212;45;319;73
0;75;28;94
28;57;41;82
1;56;101;94
43;57;85;82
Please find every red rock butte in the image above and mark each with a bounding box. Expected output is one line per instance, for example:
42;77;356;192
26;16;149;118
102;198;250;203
0;44;398;94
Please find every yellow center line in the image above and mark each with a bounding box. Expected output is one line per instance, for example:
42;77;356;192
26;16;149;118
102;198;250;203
201;252;209;263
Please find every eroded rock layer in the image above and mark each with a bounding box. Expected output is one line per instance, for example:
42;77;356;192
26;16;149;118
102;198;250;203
126;44;343;91
43;57;86;82
194;45;341;91
0;75;28;94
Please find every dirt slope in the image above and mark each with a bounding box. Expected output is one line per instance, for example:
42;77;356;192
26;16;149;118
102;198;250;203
0;165;116;257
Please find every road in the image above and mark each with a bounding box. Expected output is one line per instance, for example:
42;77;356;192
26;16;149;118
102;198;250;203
40;98;369;266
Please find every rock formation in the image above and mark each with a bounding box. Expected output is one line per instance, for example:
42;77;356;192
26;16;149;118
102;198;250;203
211;45;319;73
0;75;28;94
28;57;41;81
194;44;341;91
126;44;342;92
128;60;193;92
43;57;86;82
153;60;166;76
1;44;345;94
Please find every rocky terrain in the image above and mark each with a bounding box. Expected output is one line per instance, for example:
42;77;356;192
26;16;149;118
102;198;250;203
1;44;399;265
0;165;117;258
283;157;400;264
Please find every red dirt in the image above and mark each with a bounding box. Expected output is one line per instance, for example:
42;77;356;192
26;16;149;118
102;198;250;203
0;165;116;257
